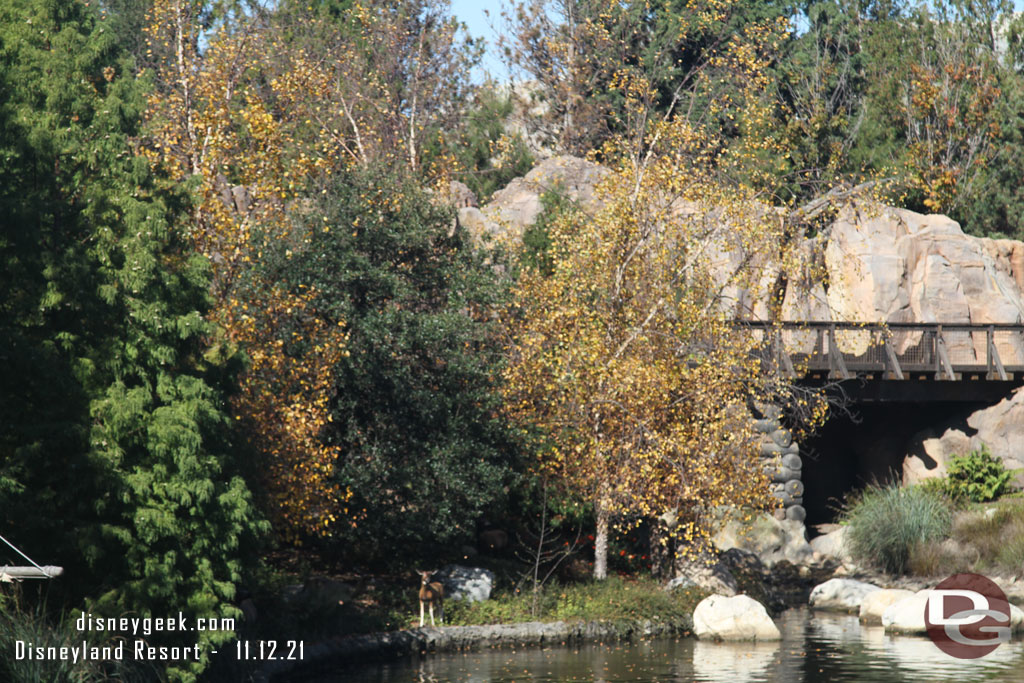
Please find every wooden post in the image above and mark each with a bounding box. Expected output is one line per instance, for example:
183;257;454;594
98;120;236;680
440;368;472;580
987;326;1008;381
774;329;796;378
828;324;851;380
935;325;955;380
883;334;904;380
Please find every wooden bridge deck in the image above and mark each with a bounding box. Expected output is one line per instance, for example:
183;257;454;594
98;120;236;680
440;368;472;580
740;321;1024;382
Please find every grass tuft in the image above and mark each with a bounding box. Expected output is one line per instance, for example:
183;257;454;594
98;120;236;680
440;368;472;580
842;482;952;575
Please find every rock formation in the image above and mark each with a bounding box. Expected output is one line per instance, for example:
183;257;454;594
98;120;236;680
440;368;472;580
903;386;1024;485
463;156;1024;338
457;155;608;245
808;578;883;613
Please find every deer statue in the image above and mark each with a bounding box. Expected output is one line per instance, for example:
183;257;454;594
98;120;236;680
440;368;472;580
417;569;445;627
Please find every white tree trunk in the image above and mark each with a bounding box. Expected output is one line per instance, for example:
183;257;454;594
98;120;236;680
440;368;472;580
594;496;610;580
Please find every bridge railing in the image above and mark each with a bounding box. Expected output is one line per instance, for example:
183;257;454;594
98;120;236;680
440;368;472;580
738;321;1024;380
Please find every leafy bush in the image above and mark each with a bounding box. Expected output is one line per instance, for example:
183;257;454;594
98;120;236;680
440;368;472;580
842;482;952;575
942;445;1012;503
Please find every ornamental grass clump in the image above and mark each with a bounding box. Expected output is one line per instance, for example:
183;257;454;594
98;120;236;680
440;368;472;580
842;482;952;575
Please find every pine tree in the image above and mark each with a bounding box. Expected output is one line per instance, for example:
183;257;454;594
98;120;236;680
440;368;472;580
0;1;263;679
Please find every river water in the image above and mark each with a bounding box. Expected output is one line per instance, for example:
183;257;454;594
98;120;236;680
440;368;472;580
335;609;1024;682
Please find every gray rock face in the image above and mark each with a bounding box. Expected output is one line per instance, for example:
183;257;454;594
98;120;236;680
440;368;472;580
447;180;477;208
809;578;883;613
438;565;495;603
458;155;608;245
824;205;1024;350
667;556;739;597
903;386;1024;486
470;159;1024;343
713;512;814;567
693;594;781;641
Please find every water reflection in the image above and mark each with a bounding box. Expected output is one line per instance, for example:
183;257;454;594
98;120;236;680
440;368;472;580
806;611;1024;681
337;609;1024;682
692;640;779;682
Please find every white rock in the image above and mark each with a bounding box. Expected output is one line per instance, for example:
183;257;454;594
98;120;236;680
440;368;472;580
438;565;495;603
882;590;935;633
860;589;915;624
809;526;851;564
693;594;781;641
809;578;883;612
472;155;609;245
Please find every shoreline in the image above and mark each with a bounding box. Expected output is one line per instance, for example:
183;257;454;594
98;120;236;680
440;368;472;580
256;615;693;682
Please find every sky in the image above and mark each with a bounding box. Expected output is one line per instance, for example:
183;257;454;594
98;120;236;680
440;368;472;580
450;0;511;82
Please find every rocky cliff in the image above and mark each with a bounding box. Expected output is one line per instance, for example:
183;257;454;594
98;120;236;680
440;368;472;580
463;155;1024;328
463;156;1024;485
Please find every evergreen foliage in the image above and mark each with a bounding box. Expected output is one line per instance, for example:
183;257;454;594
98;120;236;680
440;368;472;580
0;0;263;679
256;166;519;563
434;86;535;203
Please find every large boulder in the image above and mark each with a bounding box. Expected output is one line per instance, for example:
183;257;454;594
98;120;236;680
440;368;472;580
667;555;739;597
692;594;782;641
903;387;1024;486
881;590;934;634
859;589;915;624
809;578;883;613
437;565;495;603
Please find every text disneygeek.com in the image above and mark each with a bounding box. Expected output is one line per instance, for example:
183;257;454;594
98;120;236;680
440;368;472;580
14;612;236;663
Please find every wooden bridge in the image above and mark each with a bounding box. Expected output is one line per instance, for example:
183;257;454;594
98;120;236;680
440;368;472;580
741;321;1024;402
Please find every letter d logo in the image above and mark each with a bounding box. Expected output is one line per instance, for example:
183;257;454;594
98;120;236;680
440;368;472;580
925;573;1012;659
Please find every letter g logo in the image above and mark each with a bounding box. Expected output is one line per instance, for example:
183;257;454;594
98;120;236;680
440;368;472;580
925;575;1012;658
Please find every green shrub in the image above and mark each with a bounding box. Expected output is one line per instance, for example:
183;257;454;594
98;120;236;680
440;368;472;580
942;445;1012;503
842;482;952;575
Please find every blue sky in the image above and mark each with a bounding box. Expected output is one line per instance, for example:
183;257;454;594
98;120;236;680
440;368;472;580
450;0;510;82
